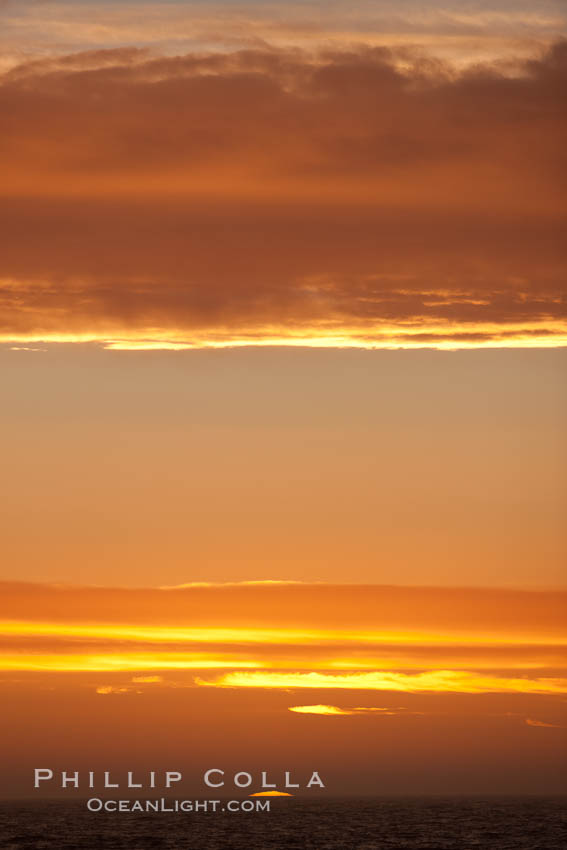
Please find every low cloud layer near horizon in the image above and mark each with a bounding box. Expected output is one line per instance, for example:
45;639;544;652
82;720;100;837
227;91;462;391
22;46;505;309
1;582;565;694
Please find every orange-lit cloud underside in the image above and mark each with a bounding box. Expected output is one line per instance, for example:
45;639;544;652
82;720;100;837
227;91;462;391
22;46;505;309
5;325;567;352
2;583;565;695
0;42;565;350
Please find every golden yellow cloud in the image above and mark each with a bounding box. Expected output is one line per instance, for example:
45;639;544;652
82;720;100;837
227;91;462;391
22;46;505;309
198;670;567;695
2;584;565;695
288;704;417;716
289;704;356;715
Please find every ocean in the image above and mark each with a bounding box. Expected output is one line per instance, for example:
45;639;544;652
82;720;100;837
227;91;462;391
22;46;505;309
0;798;565;849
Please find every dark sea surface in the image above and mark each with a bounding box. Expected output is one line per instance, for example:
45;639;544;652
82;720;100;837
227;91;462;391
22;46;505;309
0;798;565;850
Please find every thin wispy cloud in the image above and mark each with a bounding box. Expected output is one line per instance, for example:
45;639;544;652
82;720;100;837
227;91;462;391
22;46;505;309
1;2;564;73
524;717;565;728
197;670;567;695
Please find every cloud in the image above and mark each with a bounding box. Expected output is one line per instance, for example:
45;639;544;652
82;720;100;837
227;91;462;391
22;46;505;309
0;2;564;74
0;42;565;348
159;580;305;589
131;675;163;683
198;670;567;694
288;704;420;715
524;716;565;728
2;581;566;634
95;685;141;695
0;583;565;688
289;704;356;715
9;346;46;351
2;42;565;202
0;582;564;700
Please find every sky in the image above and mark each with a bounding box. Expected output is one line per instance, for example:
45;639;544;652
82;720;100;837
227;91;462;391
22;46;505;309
1;348;565;588
2;581;566;796
0;0;566;799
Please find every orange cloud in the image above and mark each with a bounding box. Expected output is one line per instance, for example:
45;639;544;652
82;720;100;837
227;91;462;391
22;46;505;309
3;582;564;635
1;581;565;796
95;685;140;695
524;717;565;728
0;43;565;349
131;675;163;683
0;652;262;673
1;583;565;693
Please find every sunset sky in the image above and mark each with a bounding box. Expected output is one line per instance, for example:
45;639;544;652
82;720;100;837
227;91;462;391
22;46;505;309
0;0;565;798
